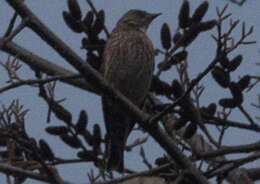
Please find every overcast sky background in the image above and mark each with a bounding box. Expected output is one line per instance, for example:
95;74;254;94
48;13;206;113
0;0;260;183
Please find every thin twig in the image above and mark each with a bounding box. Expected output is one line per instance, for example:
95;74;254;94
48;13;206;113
238;105;257;126
150;56;220;124
4;12;18;37
125;136;148;151
3;18;28;43
0;74;81;94
93;163;172;184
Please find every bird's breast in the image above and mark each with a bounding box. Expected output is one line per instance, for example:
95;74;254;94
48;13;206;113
103;30;155;105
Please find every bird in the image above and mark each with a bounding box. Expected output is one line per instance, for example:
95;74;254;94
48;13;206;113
102;9;160;171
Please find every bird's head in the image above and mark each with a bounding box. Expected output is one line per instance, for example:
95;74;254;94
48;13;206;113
117;9;161;32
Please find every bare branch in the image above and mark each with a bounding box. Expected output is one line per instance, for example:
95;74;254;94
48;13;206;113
0;74;81;94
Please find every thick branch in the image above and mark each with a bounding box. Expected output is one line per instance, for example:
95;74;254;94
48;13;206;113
205;116;260;132
197;141;260;159
94;163;173;184
0;38;96;93
0;163;49;183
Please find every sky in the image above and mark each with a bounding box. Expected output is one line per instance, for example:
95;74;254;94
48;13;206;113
0;0;260;183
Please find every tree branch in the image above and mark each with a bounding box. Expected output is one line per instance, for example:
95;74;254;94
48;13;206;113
197;141;260;159
0;163;49;183
0;74;81;94
94;163;173;184
0;38;96;93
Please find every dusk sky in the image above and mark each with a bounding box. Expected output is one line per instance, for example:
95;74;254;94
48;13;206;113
0;0;259;183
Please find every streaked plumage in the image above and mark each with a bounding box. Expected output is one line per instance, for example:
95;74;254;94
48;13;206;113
102;10;160;171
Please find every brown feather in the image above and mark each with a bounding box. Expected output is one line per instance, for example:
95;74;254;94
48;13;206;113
102;9;157;171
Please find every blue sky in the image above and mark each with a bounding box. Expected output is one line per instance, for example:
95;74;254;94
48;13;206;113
0;0;260;183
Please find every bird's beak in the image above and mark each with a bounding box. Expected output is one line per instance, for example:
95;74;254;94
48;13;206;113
150;13;162;20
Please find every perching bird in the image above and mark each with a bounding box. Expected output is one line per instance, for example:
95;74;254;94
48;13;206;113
102;10;160;171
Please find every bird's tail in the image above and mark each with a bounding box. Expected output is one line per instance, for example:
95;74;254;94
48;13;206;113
102;97;134;172
106;116;133;172
106;134;125;171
